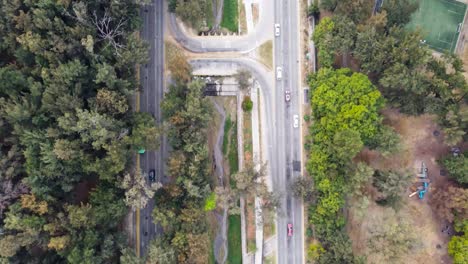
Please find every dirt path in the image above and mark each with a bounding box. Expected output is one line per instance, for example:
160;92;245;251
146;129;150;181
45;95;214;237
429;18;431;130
212;99;228;264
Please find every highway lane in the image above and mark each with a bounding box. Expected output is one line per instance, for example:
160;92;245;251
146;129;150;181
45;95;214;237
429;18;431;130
273;0;288;263
274;0;304;263
139;0;165;256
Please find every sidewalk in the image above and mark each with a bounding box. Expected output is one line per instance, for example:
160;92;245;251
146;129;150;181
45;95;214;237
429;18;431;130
251;84;264;264
244;0;256;33
237;91;248;264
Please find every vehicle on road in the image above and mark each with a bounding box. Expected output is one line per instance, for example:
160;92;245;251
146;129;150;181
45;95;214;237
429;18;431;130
149;169;156;182
274;23;280;37
287;223;293;236
276;66;283;80
285;90;291;102
293;115;299;128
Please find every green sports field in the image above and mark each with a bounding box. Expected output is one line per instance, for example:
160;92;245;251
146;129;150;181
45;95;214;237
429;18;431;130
407;0;467;52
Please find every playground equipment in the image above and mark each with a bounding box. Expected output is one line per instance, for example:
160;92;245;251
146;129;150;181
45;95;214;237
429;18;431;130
408;162;430;199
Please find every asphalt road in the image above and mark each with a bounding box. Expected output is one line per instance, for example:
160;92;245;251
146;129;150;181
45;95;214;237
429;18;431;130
138;0;165;256
274;0;304;263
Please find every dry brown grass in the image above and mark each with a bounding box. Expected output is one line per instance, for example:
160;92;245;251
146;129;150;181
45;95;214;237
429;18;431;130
349;108;453;264
257;40;273;69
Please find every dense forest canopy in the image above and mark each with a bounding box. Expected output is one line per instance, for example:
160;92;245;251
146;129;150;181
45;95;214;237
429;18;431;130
0;0;157;262
309;0;468;262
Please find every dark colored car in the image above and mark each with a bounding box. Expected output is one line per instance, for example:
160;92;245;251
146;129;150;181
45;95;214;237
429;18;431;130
149;169;156;182
285;90;291;102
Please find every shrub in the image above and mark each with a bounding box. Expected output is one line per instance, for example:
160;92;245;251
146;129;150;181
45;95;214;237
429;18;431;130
242;96;253;112
204;192;217;211
308;4;320;18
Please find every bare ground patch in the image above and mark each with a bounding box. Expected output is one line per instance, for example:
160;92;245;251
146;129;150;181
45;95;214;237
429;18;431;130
252;3;259;26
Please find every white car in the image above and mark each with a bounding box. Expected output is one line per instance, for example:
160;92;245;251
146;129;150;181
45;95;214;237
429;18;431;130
276;67;283;80
293;115;299;128
274;23;280;37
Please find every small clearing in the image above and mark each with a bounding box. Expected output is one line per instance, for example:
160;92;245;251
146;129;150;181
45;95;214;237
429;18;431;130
350;108;453;264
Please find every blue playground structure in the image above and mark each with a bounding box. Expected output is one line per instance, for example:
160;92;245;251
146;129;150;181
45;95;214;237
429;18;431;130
409;162;430;199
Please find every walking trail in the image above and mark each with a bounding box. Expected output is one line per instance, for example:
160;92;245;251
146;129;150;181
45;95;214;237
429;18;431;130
212;99;228;264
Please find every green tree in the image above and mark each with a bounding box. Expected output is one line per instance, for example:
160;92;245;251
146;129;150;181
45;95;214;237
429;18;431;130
332;129;363;162
175;0;206;30
289;176;314;200
373;170;412;206
129;112;160;151
119;248;144;264
348;162;374;198
335;0;374;24
442;153;468;184
309;68;384;144
147;238;177;264
120;171;161;210
235;69;252;90
381;0;419;28
320;0;339;11
328;16;357;67
313;17;335;67
448;219;468;264
371;125;401;156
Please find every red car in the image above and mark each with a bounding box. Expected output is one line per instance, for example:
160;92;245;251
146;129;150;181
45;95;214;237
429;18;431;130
287;223;293;236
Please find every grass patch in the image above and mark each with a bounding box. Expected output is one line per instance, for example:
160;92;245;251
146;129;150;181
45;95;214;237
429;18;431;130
228;122;239;177
258;41;273;69
227;215;242;264
221;0;239;32
223;115;233;155
209;239;216;264
243;111;253;160
221;113;238;188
